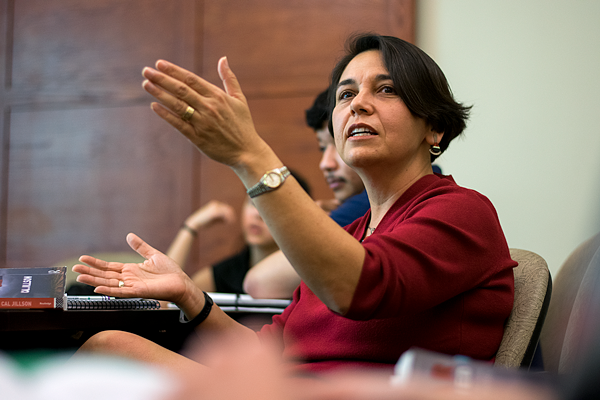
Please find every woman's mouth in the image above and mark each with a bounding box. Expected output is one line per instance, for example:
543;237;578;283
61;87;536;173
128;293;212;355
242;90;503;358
347;124;378;138
349;128;376;137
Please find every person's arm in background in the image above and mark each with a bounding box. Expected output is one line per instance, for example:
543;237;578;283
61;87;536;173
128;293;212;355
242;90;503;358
244;191;370;299
243;250;299;298
166;200;235;269
190;266;217;292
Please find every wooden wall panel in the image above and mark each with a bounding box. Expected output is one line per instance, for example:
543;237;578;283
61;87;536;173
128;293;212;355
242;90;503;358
201;0;414;98
7;105;195;267
10;0;197;106
1;0;415;276
2;0;200;269
0;0;11;265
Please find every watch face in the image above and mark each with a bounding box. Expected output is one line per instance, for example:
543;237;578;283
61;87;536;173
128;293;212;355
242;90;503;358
263;171;282;188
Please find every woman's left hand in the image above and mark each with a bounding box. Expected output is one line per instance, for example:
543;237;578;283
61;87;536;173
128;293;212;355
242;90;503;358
141;57;270;168
73;233;194;305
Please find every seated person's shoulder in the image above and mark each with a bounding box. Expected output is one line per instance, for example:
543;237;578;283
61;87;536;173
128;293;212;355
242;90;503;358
330;190;370;227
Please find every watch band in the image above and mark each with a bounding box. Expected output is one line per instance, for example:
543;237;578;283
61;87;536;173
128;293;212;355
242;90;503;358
246;166;290;198
179;291;214;327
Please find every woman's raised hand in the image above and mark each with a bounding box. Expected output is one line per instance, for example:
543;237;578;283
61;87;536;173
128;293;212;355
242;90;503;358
73;233;195;304
141;57;271;168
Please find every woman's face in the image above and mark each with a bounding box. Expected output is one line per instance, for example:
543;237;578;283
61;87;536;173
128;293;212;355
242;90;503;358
241;198;276;247
331;50;432;171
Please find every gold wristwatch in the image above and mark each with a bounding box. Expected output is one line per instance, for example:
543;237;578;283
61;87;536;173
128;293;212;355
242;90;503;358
246;166;290;198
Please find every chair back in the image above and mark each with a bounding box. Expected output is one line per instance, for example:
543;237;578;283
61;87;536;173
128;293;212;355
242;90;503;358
494;249;552;369
539;233;600;374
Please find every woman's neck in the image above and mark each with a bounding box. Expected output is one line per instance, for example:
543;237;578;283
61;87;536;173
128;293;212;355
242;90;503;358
362;162;433;229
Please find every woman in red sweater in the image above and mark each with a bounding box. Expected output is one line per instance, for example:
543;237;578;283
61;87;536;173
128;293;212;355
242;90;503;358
73;33;515;374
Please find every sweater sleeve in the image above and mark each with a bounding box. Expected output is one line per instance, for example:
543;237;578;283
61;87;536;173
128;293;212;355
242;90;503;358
345;184;516;321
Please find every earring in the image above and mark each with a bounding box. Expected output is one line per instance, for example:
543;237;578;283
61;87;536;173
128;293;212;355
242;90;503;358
429;133;441;156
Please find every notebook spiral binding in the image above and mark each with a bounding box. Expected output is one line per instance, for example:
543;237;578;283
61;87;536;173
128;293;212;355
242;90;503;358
67;298;160;310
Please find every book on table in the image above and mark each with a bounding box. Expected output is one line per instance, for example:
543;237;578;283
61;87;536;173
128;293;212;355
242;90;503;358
0;266;67;310
0;266;161;310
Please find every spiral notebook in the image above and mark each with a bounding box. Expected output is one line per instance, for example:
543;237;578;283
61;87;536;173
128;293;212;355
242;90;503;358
66;295;160;310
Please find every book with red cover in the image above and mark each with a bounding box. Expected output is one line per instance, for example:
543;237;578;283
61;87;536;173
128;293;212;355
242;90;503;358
0;266;67;310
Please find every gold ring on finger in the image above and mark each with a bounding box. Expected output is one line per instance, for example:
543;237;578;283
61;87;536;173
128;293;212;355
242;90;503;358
181;106;195;122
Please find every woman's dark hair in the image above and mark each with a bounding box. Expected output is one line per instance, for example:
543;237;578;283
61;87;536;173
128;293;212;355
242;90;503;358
328;33;471;162
305;89;330;131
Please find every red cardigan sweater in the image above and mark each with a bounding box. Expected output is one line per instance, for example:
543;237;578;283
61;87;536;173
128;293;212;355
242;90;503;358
258;174;516;373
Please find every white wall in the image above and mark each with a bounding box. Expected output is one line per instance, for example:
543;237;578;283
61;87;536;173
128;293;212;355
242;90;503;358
417;0;600;276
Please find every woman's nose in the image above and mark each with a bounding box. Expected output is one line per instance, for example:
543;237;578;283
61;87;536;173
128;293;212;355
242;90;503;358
350;90;372;115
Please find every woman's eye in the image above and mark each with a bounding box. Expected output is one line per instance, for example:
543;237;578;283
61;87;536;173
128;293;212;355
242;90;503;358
338;91;354;100
381;86;397;94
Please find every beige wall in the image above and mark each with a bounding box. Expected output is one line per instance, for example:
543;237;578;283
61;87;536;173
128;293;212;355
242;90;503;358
417;0;600;277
